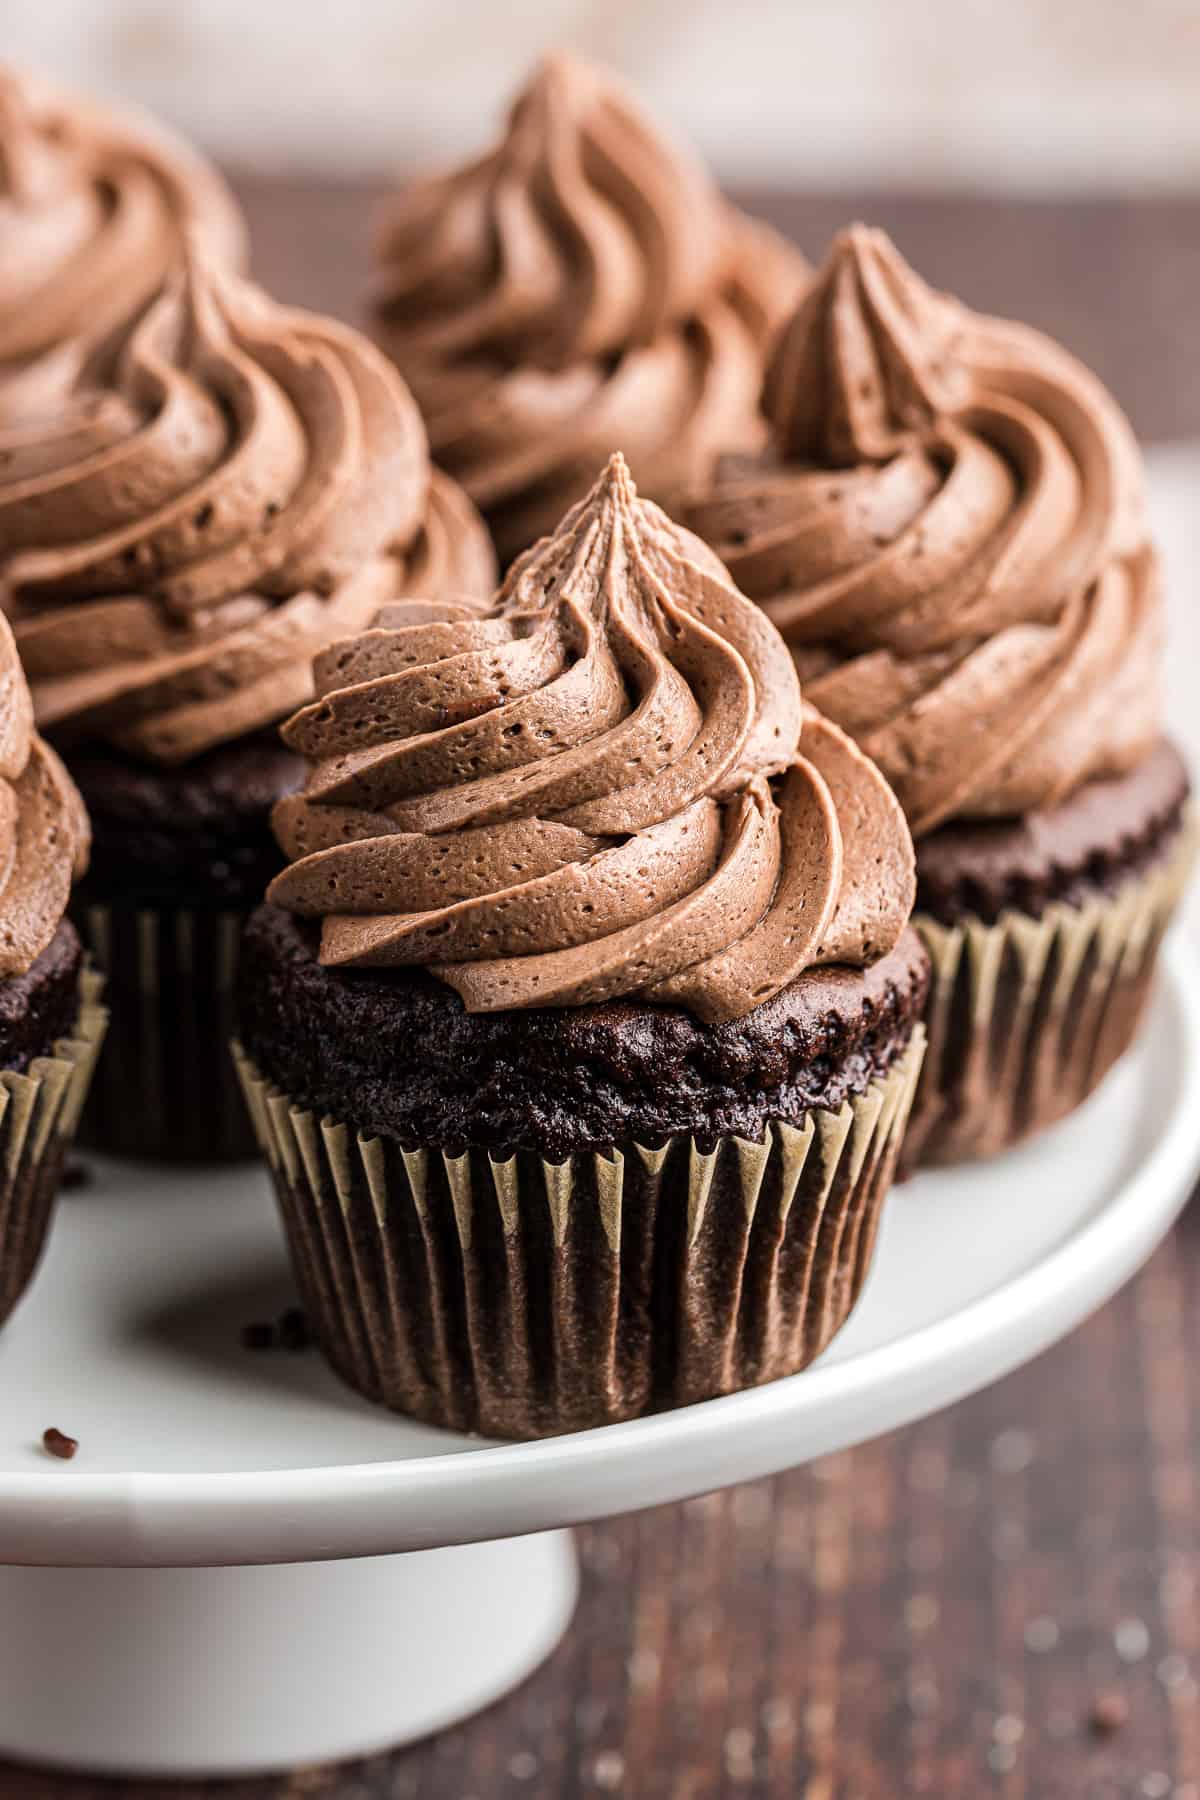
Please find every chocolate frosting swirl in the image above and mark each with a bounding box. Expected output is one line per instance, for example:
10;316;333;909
0;64;246;426
372;53;808;564
268;455;914;1024
0;611;88;977
0;252;496;764
682;225;1162;835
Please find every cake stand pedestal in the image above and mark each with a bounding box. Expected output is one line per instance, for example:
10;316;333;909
0;1537;578;1778
1;939;1198;1778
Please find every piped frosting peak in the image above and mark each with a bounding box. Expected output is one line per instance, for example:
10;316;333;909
0;246;496;764
374;51;727;374
763;224;970;468
0;63;246;424
269;455;914;1023
684;225;1160;834
372;52;808;564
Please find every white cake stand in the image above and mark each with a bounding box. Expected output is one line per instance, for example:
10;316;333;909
1;938;1198;1779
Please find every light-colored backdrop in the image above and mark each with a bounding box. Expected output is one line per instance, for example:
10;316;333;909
7;0;1200;188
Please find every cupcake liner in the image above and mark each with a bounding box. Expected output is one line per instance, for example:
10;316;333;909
234;1030;924;1439
74;899;255;1162
905;819;1198;1169
0;968;107;1327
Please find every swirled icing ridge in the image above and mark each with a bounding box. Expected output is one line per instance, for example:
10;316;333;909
0;250;496;764
372;53;809;564
0;611;88;976
0;64;246;425
268;455;914;1023
373;50;725;371
683;225;1162;834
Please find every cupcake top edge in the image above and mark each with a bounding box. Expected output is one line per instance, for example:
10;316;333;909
682;223;1162;836
268;453;915;1024
0;243;496;767
0;610;88;979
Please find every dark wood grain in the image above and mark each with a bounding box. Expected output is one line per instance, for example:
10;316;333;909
3;180;1199;1800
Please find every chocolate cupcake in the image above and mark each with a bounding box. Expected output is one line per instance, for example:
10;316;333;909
0;63;245;426
681;227;1195;1165
236;455;926;1439
0;251;496;1161
0;613;105;1324
370;53;808;565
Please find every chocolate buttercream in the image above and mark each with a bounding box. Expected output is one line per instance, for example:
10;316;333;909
0;64;246;426
268;454;914;1023
0;611;88;977
372;53;808;564
0;251;496;764
682;225;1162;835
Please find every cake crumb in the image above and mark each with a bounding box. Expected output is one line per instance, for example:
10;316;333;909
240;1308;313;1352
42;1428;78;1461
60;1161;92;1192
1088;1692;1129;1736
278;1307;312;1351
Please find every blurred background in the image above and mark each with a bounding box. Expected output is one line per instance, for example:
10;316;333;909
8;0;1200;188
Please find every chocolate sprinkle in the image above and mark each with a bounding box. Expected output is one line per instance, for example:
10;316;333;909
42;1428;78;1461
278;1307;312;1352
240;1309;312;1353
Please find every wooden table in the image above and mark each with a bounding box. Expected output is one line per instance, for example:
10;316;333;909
6;182;1200;1800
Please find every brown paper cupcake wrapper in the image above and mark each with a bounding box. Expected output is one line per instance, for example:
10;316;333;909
75;899;255;1162
234;1029;924;1439
905;818;1198;1169
0;968;108;1327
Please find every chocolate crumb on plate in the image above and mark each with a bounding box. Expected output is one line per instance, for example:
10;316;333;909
278;1307;312;1352
1088;1693;1129;1736
60;1161;92;1191
42;1428;78;1461
240;1310;313;1352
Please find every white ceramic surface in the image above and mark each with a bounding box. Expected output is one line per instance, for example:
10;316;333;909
1;937;1197;1573
0;1534;579;1777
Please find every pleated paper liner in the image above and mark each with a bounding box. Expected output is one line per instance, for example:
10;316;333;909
234;1029;924;1440
0;968;108;1327
903;817;1198;1170
74;899;256;1162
